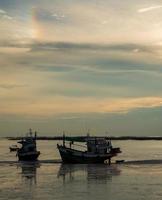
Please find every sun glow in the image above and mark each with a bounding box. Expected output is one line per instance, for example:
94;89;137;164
30;7;44;40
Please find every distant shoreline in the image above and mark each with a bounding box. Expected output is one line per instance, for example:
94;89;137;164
4;136;162;141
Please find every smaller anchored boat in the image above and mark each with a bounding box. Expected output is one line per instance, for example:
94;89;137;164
9;145;19;152
17;129;40;161
57;135;121;164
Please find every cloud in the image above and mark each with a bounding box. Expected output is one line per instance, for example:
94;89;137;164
29;41;155;54
0;8;13;20
0;40;153;53
1;1;162;45
138;5;162;13
32;7;67;24
0;96;162;117
2;14;13;20
56;116;81;120
1;0;162;136
0;9;6;14
0;84;28;89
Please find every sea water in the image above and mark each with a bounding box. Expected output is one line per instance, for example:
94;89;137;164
1;139;162;200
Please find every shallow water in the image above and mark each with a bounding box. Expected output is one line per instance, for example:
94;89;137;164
1;139;162;200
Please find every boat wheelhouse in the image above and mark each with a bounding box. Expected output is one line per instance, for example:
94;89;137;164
57;135;121;164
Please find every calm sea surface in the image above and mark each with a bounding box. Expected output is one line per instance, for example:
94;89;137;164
1;139;162;200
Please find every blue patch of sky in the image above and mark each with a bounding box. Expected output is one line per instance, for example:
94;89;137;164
48;68;162;97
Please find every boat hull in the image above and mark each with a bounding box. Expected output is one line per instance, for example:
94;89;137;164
57;145;118;164
18;151;40;161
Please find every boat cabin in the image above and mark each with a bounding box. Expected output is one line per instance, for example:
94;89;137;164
18;129;37;153
18;138;36;152
86;138;112;154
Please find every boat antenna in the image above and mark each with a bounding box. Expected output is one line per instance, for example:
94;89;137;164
87;129;90;137
63;131;65;146
105;131;109;140
29;128;32;137
35;131;37;139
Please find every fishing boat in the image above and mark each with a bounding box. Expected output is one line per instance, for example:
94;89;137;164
57;135;121;164
17;129;40;161
9;145;19;152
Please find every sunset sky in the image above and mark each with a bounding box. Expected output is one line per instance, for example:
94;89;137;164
0;0;162;136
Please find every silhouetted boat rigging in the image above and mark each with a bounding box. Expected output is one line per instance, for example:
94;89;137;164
17;129;40;161
57;135;121;164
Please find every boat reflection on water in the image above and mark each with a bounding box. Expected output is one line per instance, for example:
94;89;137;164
18;162;40;185
57;164;120;183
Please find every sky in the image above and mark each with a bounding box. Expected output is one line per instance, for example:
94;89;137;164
0;0;162;136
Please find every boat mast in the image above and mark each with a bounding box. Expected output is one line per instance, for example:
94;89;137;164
29;128;32;137
63;132;65;146
34;131;37;140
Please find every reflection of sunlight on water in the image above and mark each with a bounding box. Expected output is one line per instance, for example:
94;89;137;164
113;140;162;161
123;164;162;176
2;140;162;200
19;162;40;185
57;164;121;184
1;163;162;200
